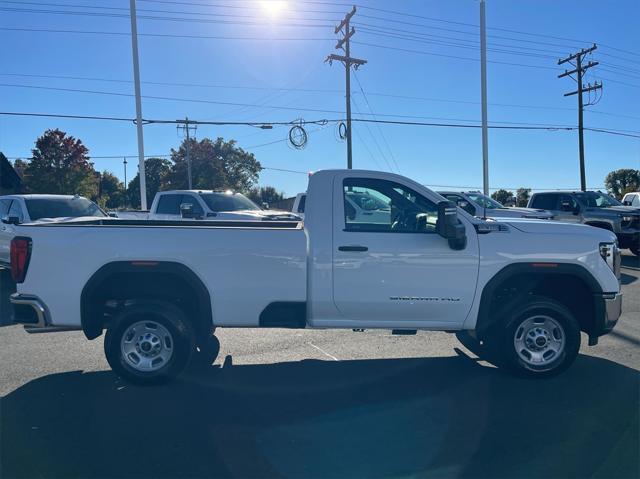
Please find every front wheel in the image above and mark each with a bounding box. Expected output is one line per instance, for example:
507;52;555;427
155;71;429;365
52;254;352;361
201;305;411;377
104;301;195;385
500;296;581;378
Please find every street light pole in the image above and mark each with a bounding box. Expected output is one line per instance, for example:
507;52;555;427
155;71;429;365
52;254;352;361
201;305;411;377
480;0;490;196
129;0;147;210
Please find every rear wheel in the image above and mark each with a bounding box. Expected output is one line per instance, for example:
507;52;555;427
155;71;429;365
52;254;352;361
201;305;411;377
104;301;195;385
500;296;580;378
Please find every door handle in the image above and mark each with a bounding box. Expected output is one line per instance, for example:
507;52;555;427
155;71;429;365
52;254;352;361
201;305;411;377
338;245;368;252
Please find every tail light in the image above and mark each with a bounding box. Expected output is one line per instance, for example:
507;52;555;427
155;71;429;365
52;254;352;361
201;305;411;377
10;237;32;283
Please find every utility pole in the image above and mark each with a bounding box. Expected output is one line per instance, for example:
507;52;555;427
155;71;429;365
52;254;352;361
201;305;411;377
177;117;197;189
479;0;489;196
558;44;602;192
129;0;147;209
326;6;367;169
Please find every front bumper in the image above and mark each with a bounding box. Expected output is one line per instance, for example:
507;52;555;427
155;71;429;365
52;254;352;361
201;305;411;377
589;292;622;345
10;293;79;334
603;293;622;331
617;231;640;250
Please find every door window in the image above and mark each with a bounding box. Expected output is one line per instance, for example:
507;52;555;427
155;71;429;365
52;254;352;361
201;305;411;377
8;200;24;222
559;194;578;211
0;199;11;217
181;195;204;216
530;194;558;210
156;194;183;215
343;178;438;233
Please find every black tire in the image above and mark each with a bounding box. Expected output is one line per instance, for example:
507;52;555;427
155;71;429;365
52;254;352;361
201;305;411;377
499;295;580;378
104;301;195;386
191;334;221;369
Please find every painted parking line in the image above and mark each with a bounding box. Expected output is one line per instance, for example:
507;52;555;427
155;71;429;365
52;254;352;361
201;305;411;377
308;341;340;361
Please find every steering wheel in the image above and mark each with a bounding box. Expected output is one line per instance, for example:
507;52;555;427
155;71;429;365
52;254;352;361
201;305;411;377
391;208;420;231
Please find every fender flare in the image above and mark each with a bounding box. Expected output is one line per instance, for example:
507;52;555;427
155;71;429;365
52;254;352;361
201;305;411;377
81;261;213;340
475;262;603;336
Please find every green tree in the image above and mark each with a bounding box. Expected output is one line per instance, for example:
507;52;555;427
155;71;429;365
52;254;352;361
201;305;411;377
126;157;172;209
491;189;514;206
166;137;261;192
24;129;97;197
605;169;640;199
516;187;531;207
98;171;125;209
246;186;285;207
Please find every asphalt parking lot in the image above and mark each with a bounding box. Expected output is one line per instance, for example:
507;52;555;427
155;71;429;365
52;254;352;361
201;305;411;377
0;252;638;478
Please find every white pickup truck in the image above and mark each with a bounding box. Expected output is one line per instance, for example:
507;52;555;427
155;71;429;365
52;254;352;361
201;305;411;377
10;169;622;385
148;189;299;221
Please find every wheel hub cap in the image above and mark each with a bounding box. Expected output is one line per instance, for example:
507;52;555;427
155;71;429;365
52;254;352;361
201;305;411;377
121;321;174;372
514;315;565;368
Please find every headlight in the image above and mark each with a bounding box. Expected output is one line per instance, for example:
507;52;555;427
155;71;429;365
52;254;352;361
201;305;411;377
600;242;621;279
621;216;633;222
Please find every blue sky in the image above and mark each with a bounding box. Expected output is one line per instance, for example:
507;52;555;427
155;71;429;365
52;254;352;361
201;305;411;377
0;0;638;197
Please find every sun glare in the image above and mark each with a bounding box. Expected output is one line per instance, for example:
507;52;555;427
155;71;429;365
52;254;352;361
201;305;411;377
260;0;287;18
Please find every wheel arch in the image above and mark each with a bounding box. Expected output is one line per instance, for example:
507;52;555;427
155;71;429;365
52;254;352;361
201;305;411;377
475;262;603;339
81;261;213;341
584;221;614;231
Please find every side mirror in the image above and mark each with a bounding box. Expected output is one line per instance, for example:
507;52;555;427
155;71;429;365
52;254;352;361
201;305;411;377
560;201;577;213
436;201;467;250
262;202;270;210
180;203;195;219
1;215;20;225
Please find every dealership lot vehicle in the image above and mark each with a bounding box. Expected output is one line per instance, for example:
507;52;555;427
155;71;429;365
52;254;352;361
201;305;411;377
148;189;300;221
529;190;640;255
622;191;640;207
0;194;107;267
10;169;622;385
438;190;554;219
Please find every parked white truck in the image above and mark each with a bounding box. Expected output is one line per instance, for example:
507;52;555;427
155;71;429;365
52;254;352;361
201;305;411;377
134;189;299;221
9;170;622;385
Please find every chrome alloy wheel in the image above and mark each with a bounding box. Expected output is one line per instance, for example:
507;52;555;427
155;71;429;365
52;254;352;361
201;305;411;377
120;320;174;372
513;315;565;368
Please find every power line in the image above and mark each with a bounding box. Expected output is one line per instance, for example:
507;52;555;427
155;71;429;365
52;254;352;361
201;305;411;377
2;111;637;137
5;71;636;120
353;71;400;174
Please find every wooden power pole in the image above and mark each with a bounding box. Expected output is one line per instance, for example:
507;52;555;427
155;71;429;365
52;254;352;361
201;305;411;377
326;6;367;169
558;44;602;191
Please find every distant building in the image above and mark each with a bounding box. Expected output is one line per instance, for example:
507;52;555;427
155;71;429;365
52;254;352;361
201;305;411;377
0;153;22;195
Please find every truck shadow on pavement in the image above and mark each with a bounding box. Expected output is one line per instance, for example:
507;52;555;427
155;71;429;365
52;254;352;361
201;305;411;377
1;353;638;479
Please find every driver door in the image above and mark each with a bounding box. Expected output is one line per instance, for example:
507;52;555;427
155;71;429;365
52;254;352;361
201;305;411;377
332;177;479;327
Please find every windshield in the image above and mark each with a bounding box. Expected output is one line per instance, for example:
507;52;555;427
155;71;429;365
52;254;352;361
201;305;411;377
25;197;106;220
200;192;260;212
574;192;622;208
466;192;504;209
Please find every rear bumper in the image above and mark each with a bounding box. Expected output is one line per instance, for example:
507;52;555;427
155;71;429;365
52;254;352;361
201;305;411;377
10;293;79;334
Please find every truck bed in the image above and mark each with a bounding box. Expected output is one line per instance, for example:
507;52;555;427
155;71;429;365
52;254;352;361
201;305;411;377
15;220;307;328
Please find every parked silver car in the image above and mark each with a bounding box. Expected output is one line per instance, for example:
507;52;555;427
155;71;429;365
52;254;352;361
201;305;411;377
528;190;640;255
437;191;554;220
